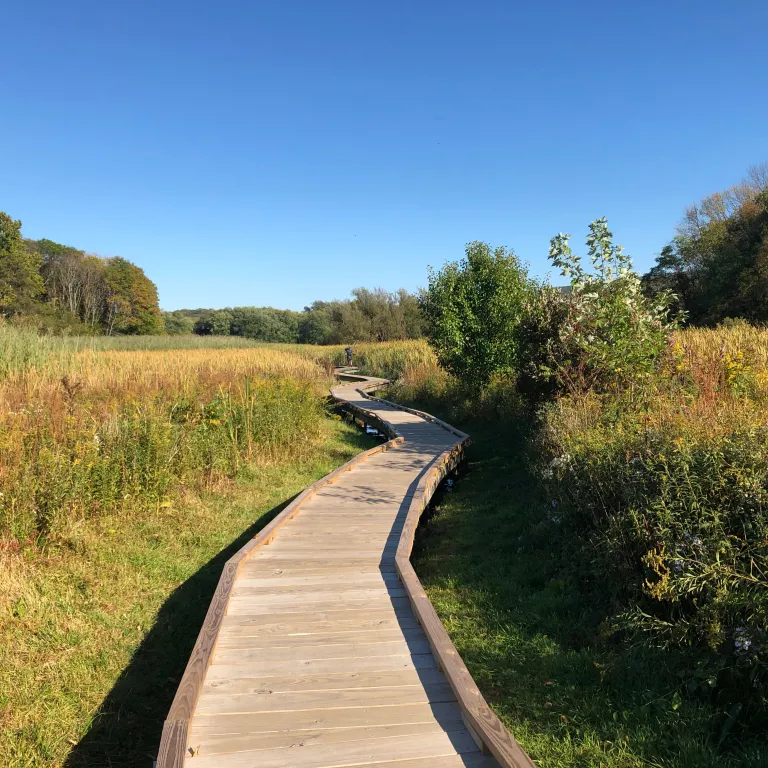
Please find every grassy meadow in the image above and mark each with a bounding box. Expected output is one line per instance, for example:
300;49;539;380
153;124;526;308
0;324;380;766
4;322;768;767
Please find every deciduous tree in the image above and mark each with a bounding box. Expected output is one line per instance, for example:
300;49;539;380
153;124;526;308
420;241;530;388
0;212;44;316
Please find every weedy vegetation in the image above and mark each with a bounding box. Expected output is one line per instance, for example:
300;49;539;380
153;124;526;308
0;324;377;766
388;220;768;766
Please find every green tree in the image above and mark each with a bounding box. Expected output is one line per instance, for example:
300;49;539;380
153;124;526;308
230;307;300;341
193;310;233;336
641;242;690;317
544;218;678;393
162;310;195;334
103;257;163;335
643;162;768;325
420;241;531;388
298;301;334;344
398;288;423;339
0;212;44;316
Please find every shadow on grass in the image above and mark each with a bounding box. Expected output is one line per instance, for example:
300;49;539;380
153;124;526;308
64;496;297;768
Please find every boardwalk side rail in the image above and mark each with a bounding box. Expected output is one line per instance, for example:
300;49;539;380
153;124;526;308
354;382;535;768
156;402;403;768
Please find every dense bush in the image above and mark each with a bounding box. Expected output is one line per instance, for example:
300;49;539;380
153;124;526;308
411;218;768;735
420;241;531;389
517;219;678;400
537;330;768;728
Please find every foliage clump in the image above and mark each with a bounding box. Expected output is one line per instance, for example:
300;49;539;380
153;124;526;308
518;218;679;400
415;206;768;739
529;325;768;734
643;163;768;326
419;241;531;389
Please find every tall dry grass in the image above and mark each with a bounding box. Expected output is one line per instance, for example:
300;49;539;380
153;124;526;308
265;338;440;382
0;326;338;546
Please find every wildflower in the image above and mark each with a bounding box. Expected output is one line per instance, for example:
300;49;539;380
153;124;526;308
734;628;753;656
550;454;571;470
551;499;558;508
670;558;683;573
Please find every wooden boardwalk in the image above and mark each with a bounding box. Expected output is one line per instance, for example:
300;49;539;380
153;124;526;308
157;374;533;768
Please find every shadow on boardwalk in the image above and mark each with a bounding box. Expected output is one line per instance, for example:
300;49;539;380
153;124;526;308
64;498;297;768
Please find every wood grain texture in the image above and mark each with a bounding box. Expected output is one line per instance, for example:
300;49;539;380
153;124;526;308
345;375;532;766
157;371;534;767
156;385;405;767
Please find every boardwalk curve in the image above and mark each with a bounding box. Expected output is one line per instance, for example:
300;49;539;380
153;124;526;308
157;373;534;768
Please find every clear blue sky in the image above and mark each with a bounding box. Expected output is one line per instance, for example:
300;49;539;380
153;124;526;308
2;1;766;311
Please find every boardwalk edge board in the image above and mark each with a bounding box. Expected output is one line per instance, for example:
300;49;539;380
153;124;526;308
352;376;534;768
156;371;534;768
156;400;402;766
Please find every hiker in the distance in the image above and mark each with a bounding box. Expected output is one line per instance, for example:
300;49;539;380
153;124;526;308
344;346;353;366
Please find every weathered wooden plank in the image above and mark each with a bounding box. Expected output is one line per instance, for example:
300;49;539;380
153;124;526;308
205;653;438;678
237;563;398;577
262;542;398;553
215;627;425;649
203;664;446;694
215;627;424;650
189;701;464;736
184;730;479;767
225;597;409;616
213;638;433;664
251;551;396;561
201;667;448;696
194;681;457;715
309;758;498;768
227;590;405;608
220;608;414;632
230;583;406;599
277;525;401;535
234;572;400;588
188;720;460;757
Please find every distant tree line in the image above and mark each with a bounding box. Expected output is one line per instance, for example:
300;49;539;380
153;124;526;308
0;211;163;335
165;288;423;344
7;159;767;341
643;163;768;325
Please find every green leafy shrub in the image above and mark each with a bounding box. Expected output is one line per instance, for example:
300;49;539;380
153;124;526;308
419;241;531;389
518;219;679;400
